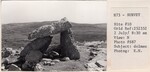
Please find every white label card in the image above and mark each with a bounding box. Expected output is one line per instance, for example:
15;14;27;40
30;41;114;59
110;7;149;69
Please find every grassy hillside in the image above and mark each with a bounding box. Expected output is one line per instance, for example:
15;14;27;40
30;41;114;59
2;21;107;49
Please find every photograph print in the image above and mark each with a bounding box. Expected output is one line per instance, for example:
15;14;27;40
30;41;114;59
1;0;107;71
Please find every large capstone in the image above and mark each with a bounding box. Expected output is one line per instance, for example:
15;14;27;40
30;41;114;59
19;36;53;61
28;17;72;39
60;29;80;60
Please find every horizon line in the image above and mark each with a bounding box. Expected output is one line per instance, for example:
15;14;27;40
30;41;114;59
2;20;107;25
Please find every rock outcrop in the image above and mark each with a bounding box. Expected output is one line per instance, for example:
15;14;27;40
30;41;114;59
84;41;107;71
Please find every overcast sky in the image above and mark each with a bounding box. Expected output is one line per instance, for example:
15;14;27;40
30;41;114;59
2;1;107;24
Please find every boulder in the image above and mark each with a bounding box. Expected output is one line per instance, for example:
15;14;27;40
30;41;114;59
51;59;60;63
43;61;49;65
84;62;98;68
60;29;80;60
2;57;19;69
19;36;53;60
34;63;43;71
2;58;9;65
28;17;72;39
84;61;105;71
61;57;70;61
49;62;55;66
10;50;16;56
41;58;52;62
8;64;21;71
43;61;51;66
43;51;60;59
90;53;106;62
95;60;106;67
2;58;10;69
25;50;43;63
1;64;5;71
22;61;34;71
90;51;97;56
2;47;13;58
48;51;60;59
21;50;43;70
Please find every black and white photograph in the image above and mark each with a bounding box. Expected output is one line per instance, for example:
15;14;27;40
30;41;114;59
1;0;107;71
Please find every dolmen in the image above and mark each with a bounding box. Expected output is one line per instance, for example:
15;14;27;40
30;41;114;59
15;17;80;71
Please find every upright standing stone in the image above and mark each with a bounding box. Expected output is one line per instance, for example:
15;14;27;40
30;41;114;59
60;29;80;60
19;36;53;61
22;50;43;71
28;17;72;39
25;50;43;63
20;36;52;56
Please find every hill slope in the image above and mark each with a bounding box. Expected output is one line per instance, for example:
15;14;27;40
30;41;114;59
2;21;106;49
